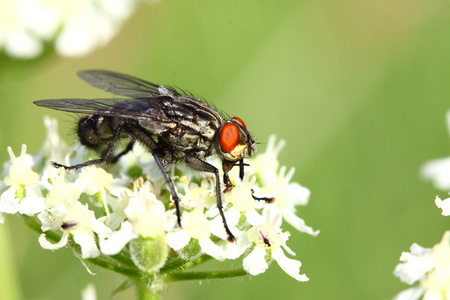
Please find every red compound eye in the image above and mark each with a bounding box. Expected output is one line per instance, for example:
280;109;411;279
219;123;240;153
232;116;246;129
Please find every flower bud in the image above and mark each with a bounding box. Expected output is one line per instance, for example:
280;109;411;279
130;235;168;274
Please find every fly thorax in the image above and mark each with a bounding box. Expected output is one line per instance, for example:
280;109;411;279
199;122;216;140
139;119;170;134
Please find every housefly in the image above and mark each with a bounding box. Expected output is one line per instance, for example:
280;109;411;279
34;70;257;242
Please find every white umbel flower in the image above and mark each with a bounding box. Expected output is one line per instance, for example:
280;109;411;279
0;117;317;283
0;0;144;59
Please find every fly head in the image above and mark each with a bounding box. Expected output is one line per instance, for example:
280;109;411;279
217;117;256;162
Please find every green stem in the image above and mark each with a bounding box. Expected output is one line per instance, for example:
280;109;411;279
23;215;63;242
111;251;138;269
23;215;43;233
160;253;212;274
167;267;248;282
86;255;140;277
134;279;162;300
0;224;22;300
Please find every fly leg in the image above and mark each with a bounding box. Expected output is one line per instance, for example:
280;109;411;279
151;149;182;227
237;159;248;180
235;159;274;203
222;160;237;193
122;124;182;228
222;159;274;203
251;191;274;203
222;159;250;191
52;120;127;170
186;156;235;242
109;141;135;164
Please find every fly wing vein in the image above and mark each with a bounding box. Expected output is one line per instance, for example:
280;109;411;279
33;98;174;126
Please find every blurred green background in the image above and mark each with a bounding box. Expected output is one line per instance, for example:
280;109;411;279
1;0;450;299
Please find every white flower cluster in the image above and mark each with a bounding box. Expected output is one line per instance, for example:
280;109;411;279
392;111;450;300
0;117;318;281
0;0;144;59
393;231;450;300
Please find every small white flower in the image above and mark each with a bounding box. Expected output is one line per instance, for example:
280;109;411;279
166;200;211;251
263;166;319;237
243;206;309;282
124;180;167;238
394;243;434;285
44;168;80;208
38;202;108;258
3;145;39;187
208;205;242;242
393;231;450;300
116;143;165;194
181;200;211;240
225;172;258;213
202;209;251;261
0;145;47;216
37;167;110;258
74;165;114;213
98;187;131;231
249;136;319;237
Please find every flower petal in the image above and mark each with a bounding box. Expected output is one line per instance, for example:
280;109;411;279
282;209;320;237
166;229;190;251
435;196;450;216
199;239;227;261
73;231;100;258
100;221;137;255
392;287;424;300
243;246;268;275
272;247;309;282
39;232;69;250
18;187;48;215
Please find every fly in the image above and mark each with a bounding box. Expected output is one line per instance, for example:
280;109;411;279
34;70;257;242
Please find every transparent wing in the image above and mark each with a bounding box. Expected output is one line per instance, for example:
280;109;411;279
77;70;176;98
33;98;173;123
